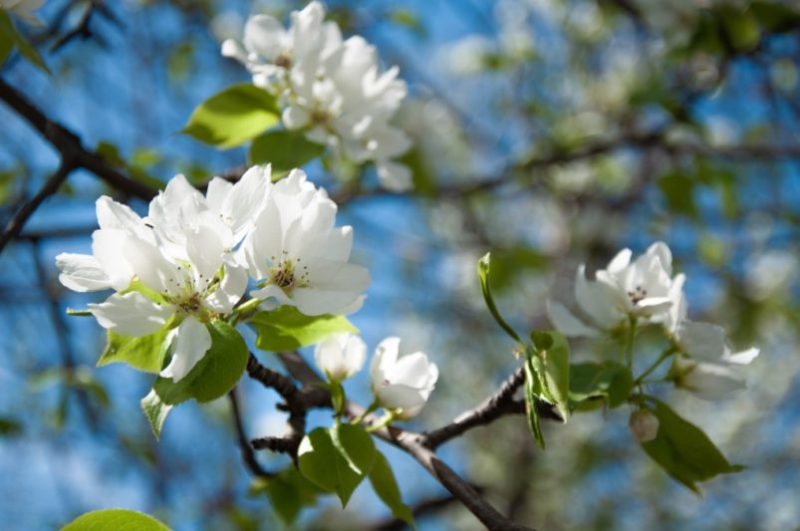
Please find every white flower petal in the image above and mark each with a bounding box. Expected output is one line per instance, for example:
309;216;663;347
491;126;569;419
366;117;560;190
677;321;726;361
575;265;623;329
89;292;172;337
376;161;413;192
681;360;746;400
546;301;599;337
55;253;111;292
204;264;248;314
606;248;632;274
159;317;212;382
724;347;759;365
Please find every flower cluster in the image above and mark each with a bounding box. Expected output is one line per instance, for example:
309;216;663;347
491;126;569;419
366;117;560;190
56;166;370;382
548;241;759;400
221;2;412;192
314;333;439;419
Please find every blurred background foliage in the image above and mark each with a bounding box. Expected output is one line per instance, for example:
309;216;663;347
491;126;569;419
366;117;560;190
1;0;800;529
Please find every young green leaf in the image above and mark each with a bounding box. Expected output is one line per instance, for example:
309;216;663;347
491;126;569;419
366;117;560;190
523;351;546;449
638;396;743;493
98;321;173;373
0;17;12;66
477;253;523;344
140;389;173;440
530;331;571;422
569;362;633;409
62;508;170;531
249;467;320;525
0;11;49;73
153;320;248;405
330;423;376;476
297;426;374;506
252;306;357;352
249;129;325;173
369;451;415;528
183;84;280;148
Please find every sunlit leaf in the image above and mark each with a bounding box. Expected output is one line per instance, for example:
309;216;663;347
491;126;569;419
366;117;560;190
62;508;170;531
252;307;357;353
183;84;280;148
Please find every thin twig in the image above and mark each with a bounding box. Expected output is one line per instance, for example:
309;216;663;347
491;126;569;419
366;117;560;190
0;162;73;253
228;390;271;478
245;353;306;457
422;365;560;450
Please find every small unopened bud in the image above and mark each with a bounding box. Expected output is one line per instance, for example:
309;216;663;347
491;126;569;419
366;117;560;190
629;410;659;443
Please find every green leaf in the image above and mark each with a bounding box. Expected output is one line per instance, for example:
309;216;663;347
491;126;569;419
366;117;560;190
477;253;523;344
718;6;760;52
0;416;22;437
330;423;376;477
297;426;374;506
369;451;415;528
639;397;743;493
62;508;170;531
0;18;12;67
153;320;248;405
249;129;326;173
659;172;698;218
0;11;49;73
252;306;357;352
569;362;633;409
98;321;173;373
530;331;571;422
140;389;173;440
183;84;280;148
523;351;546;449
249;467;320;525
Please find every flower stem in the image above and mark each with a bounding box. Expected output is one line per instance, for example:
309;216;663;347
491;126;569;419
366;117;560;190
634;347;677;386
66;308;92;316
367;411;396;433
625;315;637;369
351;399;379;425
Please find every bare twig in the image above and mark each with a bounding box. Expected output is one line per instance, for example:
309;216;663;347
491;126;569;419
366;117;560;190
0;78;156;202
0;162;73;253
245;353;306;457
422;365;561;450
228;390;271;478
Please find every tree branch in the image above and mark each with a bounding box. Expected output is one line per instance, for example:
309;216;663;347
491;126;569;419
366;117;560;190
228;390;271;478
270;351;537;531
0;78;157;202
245;353;306;457
0;162;73;253
422;365;562;450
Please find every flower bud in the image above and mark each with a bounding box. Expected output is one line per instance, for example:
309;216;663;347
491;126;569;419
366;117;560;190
629;410;659;443
314;333;366;381
370;337;438;419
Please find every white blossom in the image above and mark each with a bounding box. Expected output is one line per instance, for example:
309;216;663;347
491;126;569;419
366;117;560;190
672;321;759;400
56;196;154;293
56;174;262;383
548;242;678;336
241;169;370;316
221;1;412;191
314;332;366;381
370;337;438;419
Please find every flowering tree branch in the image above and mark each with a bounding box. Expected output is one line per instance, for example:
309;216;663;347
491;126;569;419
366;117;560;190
242;351;544;530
